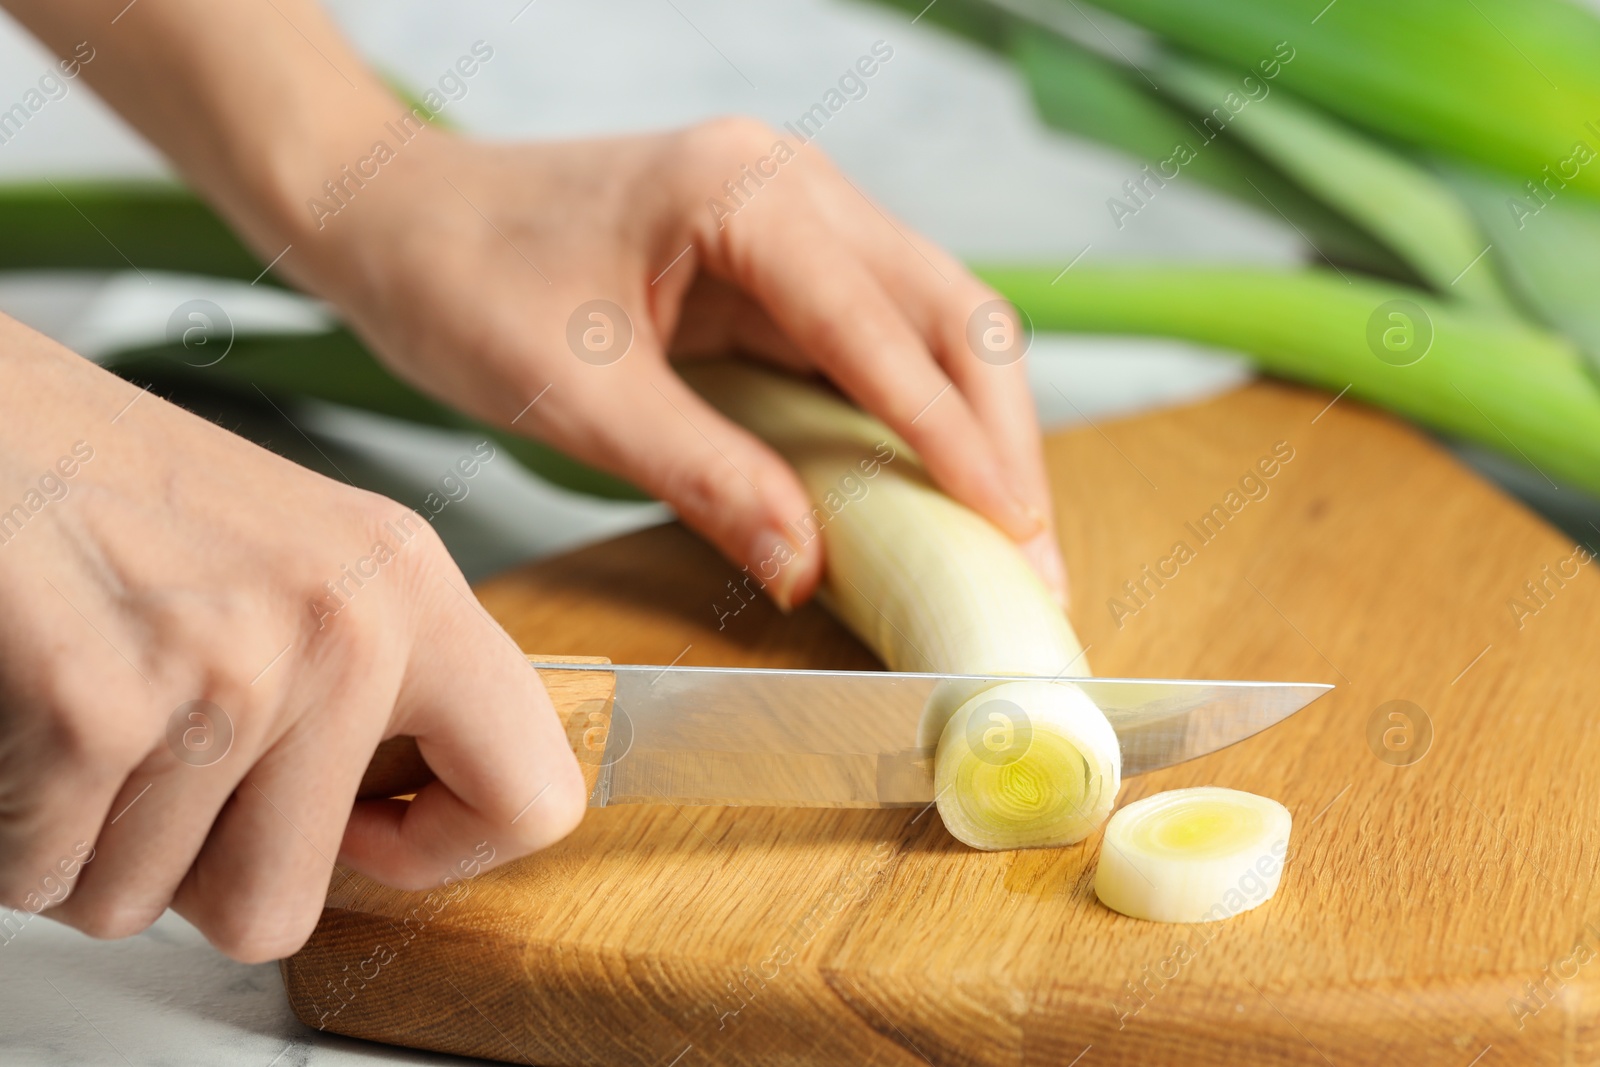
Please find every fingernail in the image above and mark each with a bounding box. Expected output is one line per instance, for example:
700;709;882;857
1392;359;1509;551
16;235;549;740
1008;494;1047;541
1022;528;1068;608
1041;537;1069;608
748;529;803;613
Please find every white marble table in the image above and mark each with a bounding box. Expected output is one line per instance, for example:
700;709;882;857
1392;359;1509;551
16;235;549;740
0;0;1588;1063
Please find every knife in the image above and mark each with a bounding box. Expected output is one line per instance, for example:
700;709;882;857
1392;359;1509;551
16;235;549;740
359;661;1332;809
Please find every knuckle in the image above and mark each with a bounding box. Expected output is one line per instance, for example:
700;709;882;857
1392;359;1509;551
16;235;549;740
8;669;125;775
309;492;446;638
349;493;431;557
509;771;586;854
201;899;321;964
63;897;161;942
658;456;751;529
693;115;780;163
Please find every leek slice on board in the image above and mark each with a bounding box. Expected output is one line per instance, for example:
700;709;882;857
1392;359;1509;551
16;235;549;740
686;361;1120;850
1095;786;1292;922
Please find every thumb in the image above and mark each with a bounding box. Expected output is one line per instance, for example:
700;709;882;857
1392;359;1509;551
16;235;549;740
595;363;823;611
338;569;588;890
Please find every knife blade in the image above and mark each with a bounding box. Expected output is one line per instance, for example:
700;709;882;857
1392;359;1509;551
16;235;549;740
532;664;1333;809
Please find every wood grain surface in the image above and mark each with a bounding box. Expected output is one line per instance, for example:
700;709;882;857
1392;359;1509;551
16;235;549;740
282;381;1600;1065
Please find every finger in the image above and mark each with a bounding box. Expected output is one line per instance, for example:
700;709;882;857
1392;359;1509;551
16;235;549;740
171;721;373;963
47;622;303;940
943;323;1067;604
166;612;403;962
676;233;1068;602
0;641;137;917
554;355;824;610
668;274;808;373
838;212;1051;508
823;188;1067;601
48;745;241;940
921;282;1067;602
700;207;1044;545
337;568;586;891
0;744;115;919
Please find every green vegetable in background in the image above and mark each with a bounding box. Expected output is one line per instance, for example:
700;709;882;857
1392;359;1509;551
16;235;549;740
104;330;645;500
982;264;1600;495
1080;0;1600;201
6;4;1600;503
1149;56;1514;312
0;181;264;280
878;0;1600;456
1442;164;1600;375
1012;27;1412;281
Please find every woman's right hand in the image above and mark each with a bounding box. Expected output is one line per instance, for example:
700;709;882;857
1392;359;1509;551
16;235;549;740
0;313;585;962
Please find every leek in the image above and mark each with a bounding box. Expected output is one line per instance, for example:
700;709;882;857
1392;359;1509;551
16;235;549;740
981;264;1600;496
1079;0;1600;201
686;361;1120;850
1012;27;1409;280
0;181;265;281
104;333;643;500
1095;786;1291;922
1442;163;1600;377
1150;57;1513;311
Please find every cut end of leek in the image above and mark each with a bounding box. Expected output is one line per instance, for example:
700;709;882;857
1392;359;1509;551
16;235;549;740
1094;787;1291;923
932;680;1121;851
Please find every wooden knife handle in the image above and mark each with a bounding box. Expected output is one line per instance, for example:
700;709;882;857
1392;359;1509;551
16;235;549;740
356;655;617;801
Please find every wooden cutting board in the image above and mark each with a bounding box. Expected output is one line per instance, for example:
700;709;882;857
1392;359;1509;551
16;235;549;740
282;381;1600;1065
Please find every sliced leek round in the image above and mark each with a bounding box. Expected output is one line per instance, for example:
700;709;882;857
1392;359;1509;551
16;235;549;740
1094;787;1292;923
933;680;1119;850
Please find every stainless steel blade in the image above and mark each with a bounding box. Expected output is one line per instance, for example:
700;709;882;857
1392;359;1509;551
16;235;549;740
535;664;1332;809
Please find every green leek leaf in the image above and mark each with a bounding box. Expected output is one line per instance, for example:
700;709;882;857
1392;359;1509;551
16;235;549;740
1441;162;1600;379
1151;57;1515;311
981;263;1600;495
1012;26;1411;279
105;331;645;500
1073;0;1600;201
0;181;265;281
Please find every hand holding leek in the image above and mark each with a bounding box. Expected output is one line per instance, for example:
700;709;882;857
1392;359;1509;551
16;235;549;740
2;0;1066;613
691;361;1119;851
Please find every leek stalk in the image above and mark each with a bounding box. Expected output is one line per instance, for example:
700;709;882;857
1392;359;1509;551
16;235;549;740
981;264;1600;496
686;361;1121;850
1081;0;1600;201
1442;163;1600;377
1149;57;1513;311
104;334;643;500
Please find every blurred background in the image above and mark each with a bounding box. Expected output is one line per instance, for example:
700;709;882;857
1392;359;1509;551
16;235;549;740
3;0;1600;1062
